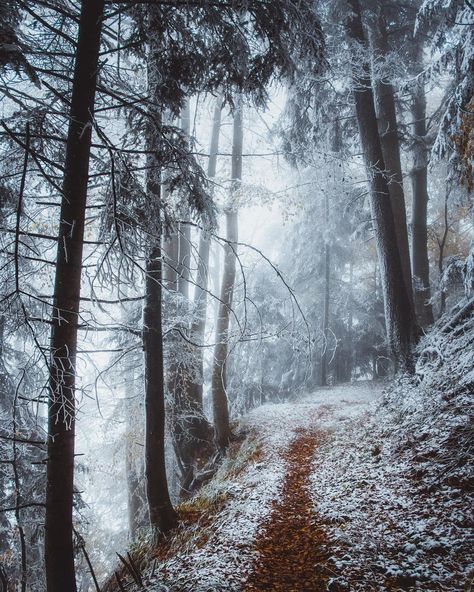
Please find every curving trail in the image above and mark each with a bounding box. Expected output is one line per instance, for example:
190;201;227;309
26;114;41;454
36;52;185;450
144;384;380;592
244;426;331;592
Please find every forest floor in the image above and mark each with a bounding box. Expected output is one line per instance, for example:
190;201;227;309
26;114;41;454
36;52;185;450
123;380;472;592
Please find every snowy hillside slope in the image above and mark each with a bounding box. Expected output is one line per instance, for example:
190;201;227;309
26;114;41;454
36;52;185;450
312;298;474;590
106;301;473;591
107;384;381;591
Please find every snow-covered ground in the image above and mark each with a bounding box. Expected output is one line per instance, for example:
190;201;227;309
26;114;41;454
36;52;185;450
125;340;472;592
311;384;474;591
310;307;474;591
312;346;474;591
137;381;383;591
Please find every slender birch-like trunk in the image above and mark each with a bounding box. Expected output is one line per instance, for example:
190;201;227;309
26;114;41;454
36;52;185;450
320;191;330;387
212;97;242;449
188;97;223;425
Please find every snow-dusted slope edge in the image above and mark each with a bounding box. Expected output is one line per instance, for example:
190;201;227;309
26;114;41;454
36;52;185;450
311;299;474;591
118;385;380;592
139;400;329;591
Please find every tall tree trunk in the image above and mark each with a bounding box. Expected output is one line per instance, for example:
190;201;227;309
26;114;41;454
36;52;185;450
143;7;177;535
320;192;330;387
411;41;434;327
177;101;192;300
173;98;223;490
320;119;342;386
143;245;177;534
0;316;13;556
345;0;415;369
188;97;223;426
438;188;450;316
124;352;147;540
126;433;142;540
347;251;354;380
169;100;193;483
45;2;104;590
168;99;218;491
372;13;416;320
212;97;242;450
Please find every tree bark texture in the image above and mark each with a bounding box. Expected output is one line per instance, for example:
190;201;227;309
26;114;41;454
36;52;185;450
411;41;434;327
126;435;143;540
372;13;416;320
45;2;104;591
143;6;177;534
143;245;177;533
177;100;192;300
212;98;242;450
345;0;415;368
124;360;147;540
0;317;13;556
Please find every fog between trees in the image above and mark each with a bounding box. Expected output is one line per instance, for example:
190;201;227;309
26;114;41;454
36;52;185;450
0;0;472;589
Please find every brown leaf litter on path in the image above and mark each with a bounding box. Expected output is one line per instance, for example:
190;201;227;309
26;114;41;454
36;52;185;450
244;426;333;592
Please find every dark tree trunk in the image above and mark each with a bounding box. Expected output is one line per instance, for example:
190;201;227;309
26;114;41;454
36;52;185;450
177;100;192;300
143;7;177;535
45;2;104;591
212;97;242;450
0;316;13;556
345;0;415;369
411;41;435;327
143;246;177;534
372;13;416;320
438;189;450;316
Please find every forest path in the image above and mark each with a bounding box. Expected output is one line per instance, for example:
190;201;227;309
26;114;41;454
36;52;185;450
149;382;384;591
243;421;331;591
242;382;382;591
